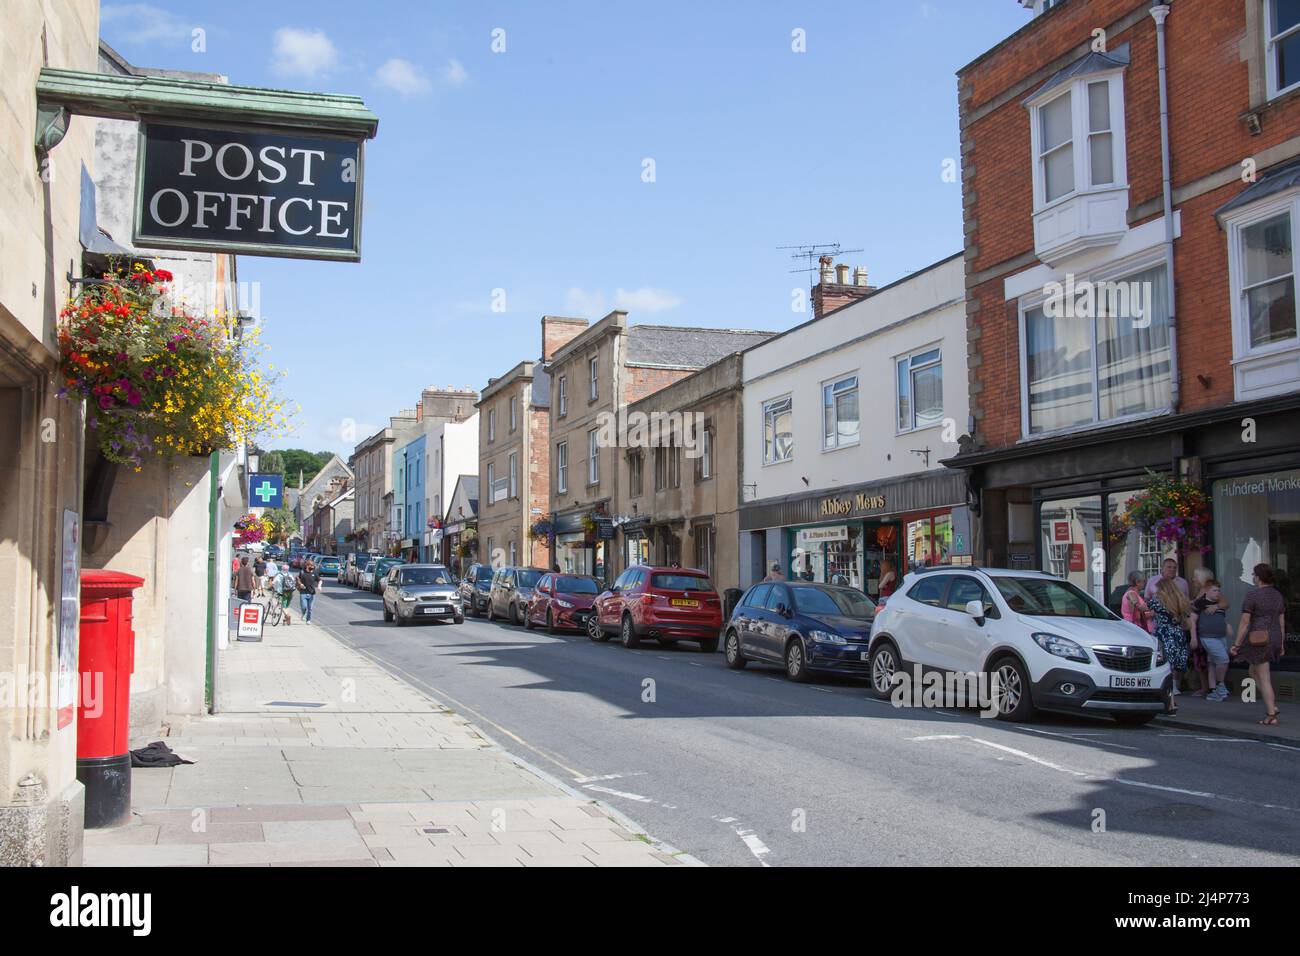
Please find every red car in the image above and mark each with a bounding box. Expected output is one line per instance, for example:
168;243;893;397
524;573;601;633
588;565;723;651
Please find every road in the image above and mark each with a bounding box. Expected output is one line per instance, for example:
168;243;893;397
309;582;1300;866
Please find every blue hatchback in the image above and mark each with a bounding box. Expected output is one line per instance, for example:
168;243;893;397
723;582;876;682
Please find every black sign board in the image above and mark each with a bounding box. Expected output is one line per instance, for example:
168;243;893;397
595;518;615;540
133;121;363;261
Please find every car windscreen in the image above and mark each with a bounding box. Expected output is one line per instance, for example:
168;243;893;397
364;562;377;571
401;568;452;586
793;587;874;618
516;570;543;588
556;576;599;594
992;577;1114;619
651;573;712;592
475;566;494;582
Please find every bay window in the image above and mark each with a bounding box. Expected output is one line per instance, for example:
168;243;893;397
1021;262;1171;435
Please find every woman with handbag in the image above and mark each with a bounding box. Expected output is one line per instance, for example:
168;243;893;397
1231;563;1285;726
1150;578;1196;715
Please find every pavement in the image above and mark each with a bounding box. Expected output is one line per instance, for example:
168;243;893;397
1153;678;1300;743
84;592;696;867
303;584;1300;867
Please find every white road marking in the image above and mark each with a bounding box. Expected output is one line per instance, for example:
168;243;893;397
1016;726;1139;751
911;734;1088;777
712;815;771;866
573;772;647;784
583;785;654;803
1268;742;1300;753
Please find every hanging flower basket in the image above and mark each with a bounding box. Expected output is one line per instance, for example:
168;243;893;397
57;261;289;467
579;513;598;535
528;518;554;542
1107;470;1211;555
233;512;272;546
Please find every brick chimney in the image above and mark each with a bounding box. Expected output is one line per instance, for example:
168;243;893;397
541;315;589;361
812;258;875;318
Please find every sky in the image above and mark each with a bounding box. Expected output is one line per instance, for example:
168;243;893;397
100;0;1031;457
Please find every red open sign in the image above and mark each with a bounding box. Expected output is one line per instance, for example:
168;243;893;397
242;607;259;623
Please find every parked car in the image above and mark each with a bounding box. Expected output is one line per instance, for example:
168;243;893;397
371;557;405;593
458;562;496;617
487;566;547;625
525;573;601;633
343;552;373;587
867;567;1171;725
317;556;341;577
723;582;876;682
358;559;380;591
589;566;722;652
382;564;463;626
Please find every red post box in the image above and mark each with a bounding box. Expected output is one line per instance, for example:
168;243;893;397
77;569;144;828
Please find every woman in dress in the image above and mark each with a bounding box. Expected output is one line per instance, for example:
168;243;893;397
1121;571;1152;633
1231;563;1286;726
1149;577;1196;715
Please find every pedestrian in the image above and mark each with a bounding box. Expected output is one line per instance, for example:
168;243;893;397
234;555;255;602
878;558;898;601
1193;577;1230;702
253;554;267;597
1230;563;1286;726
297;560;320;624
273;567;294;625
763;561;785;582
264;556;279;595
1188;567;1216;696
1149;577;1196;714
1144;557;1189;601
1121;571;1153;633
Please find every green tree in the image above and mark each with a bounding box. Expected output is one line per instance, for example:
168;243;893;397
254;447;333;487
265;505;299;545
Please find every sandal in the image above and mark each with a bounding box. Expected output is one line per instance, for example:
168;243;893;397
1259;711;1280;726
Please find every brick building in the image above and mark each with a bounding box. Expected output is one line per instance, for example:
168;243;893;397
546;313;772;586
476;317;588;570
946;0;1300;669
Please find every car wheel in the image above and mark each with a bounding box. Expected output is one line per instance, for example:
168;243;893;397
785;638;810;683
453;613;464;625
869;641;902;699
487;601;496;622
1112;711;1157;727
383;606;393;622
512;603;522;626
724;630;747;669
546;611;557;635
524;607;535;630
699;634;719;654
395;612;406;627
620;614;640;649
587;614;608;643
990;656;1035;722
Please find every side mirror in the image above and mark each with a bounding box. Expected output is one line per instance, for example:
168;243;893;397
965;599;986;625
776;602;791;617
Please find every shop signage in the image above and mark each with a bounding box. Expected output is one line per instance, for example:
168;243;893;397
1051;520;1071;542
595;518;615;540
798;525;848;546
818;493;886;518
249;472;284;509
236;602;264;640
1068;543;1086;572
134;121;363;261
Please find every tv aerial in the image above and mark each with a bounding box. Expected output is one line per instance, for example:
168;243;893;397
778;242;865;276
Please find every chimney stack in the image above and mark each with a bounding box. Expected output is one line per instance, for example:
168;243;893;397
811;260;876;319
835;263;851;284
854;266;869;287
818;255;835;285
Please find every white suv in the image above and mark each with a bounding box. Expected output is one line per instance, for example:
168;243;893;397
867;567;1171;725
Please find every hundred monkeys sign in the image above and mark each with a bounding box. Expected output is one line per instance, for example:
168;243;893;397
134;121;363;261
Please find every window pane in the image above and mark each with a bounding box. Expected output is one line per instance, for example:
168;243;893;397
1247;277;1298;347
1039;494;1105;602
1087;81;1110;132
1089;132;1114;186
823;384;835;445
1044;143;1075;202
912;363;943;427
897;359;911;430
911;348;940;367
1041;92;1072;150
1026;305;1094;433
1276;0;1300;33
1096;265;1172;420
836;386;859;443
1281;29;1300;90
1243;213;1293;286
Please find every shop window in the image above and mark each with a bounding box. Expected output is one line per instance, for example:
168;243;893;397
904;512;952;569
896;348;943;433
1021;262;1171;435
763;396;793;464
1212;468;1300;665
822;374;860;449
1039;494;1104;602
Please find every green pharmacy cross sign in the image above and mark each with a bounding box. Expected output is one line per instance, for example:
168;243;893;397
249;473;283;509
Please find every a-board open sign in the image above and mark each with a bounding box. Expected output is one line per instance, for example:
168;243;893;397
237;602;264;641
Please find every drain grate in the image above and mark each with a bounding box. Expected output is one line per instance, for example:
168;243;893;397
422;827;450;834
264;701;326;708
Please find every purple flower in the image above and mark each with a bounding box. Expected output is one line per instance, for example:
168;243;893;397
98;395;112;409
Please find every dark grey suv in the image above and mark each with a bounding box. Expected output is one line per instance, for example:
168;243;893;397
487;566;547;625
458;562;496;617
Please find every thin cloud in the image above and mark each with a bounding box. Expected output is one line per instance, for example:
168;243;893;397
270;27;338;79
442;58;469;87
375;58;432;96
101;3;194;44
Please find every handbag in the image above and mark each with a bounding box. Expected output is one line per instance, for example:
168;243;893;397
1248;628;1270;647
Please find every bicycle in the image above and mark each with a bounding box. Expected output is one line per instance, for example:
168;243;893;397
264;595;284;627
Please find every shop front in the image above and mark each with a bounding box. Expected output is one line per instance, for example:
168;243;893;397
739;471;971;602
552;510;612;584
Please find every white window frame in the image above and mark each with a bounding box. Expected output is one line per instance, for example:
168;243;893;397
487;408;496;442
1224;190;1300;363
508;452;518;499
821;372;861;450
557;376;568;417
509;396;518;432
588;355;599;401
556;441;568;494
486;462;497;503
699;424;712;479
1027;73;1127;214
1016;249;1170;439
895;345;944;434
762;395;794;465
587;428;600;485
1266;0;1300;100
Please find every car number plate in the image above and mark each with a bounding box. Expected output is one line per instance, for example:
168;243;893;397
671;599;700;607
423;606;449;615
1109;675;1153;689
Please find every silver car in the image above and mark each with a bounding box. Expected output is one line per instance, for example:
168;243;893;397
487;566;547;626
358;559;379;591
383;564;464;626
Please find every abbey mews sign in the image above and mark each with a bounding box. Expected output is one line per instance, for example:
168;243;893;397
134;121;363;262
